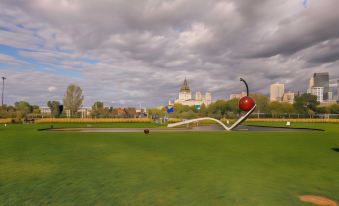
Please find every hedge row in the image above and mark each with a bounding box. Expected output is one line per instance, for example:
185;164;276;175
35;118;152;123
0;118;12;123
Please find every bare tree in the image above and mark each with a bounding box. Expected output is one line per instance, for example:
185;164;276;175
63;84;84;117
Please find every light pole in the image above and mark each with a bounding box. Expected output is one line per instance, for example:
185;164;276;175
1;77;6;107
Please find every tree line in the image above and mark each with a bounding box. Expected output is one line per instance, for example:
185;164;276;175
148;93;339;119
1;87;339;120
0;84;146;120
0;84;83;120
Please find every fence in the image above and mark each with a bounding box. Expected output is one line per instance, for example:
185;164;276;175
249;113;339;119
246;118;339;123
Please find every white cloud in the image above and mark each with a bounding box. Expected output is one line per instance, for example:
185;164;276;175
47;86;56;92
179;23;213;47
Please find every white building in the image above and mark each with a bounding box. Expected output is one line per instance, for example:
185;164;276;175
40;107;51;114
76;107;92;118
41;106;92;118
308;87;324;102
270;83;285;102
174;78;212;106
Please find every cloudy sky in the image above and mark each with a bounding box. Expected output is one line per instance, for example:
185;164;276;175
0;0;339;107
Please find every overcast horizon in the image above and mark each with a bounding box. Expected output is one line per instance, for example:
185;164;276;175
1;0;339;107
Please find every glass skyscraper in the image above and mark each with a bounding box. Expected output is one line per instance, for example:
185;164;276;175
313;72;329;100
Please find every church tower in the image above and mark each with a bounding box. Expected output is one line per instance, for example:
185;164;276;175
179;78;192;101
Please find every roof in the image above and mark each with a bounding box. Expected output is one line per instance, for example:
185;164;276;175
313;72;329;77
180;78;191;92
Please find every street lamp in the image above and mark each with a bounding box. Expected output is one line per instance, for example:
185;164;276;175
1;76;6;107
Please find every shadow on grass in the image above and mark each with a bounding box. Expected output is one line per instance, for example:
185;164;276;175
331;148;339;153
37;125;55;131
37;128;49;131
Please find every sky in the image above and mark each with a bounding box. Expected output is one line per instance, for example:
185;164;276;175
0;0;339;107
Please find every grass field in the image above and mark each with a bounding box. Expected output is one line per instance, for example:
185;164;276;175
0;122;338;205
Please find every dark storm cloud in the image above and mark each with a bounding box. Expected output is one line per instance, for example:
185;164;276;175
0;0;339;106
300;38;339;63
247;1;339;58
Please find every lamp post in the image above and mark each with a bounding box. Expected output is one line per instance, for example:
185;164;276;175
1;77;6;107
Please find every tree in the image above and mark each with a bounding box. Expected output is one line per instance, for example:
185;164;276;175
31;105;41;117
226;98;240;112
7;105;16;112
148;107;166;118
181;110;198;119
213;100;229;118
269;101;284;117
125;108;137;118
293;93;319;115
47;101;62;118
92;101;104;110
3;105;16;118
14;101;32;117
314;106;329;114
91;101;105;117
225;98;240;118
329;104;339;114
198;103;208;117
63;84;84;117
0;105;10;118
250;93;270;113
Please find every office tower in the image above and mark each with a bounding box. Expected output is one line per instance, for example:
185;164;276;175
270;83;285;102
204;92;212;105
328;92;333;100
313;73;329;100
309;77;314;88
195;91;202;101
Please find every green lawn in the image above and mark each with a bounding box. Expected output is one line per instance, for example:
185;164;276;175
0;123;338;206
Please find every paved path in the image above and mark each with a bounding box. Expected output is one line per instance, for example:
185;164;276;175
194;125;321;132
48;125;322;132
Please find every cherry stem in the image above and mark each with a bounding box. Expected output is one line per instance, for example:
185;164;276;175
240;78;249;96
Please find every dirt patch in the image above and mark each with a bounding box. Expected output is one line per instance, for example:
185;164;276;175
299;195;337;206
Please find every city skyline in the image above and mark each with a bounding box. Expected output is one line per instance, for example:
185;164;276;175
1;1;339;107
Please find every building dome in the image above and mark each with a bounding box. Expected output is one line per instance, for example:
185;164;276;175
180;78;191;92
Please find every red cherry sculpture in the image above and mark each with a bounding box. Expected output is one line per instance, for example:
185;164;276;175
238;78;255;111
144;129;150;134
239;96;255;111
